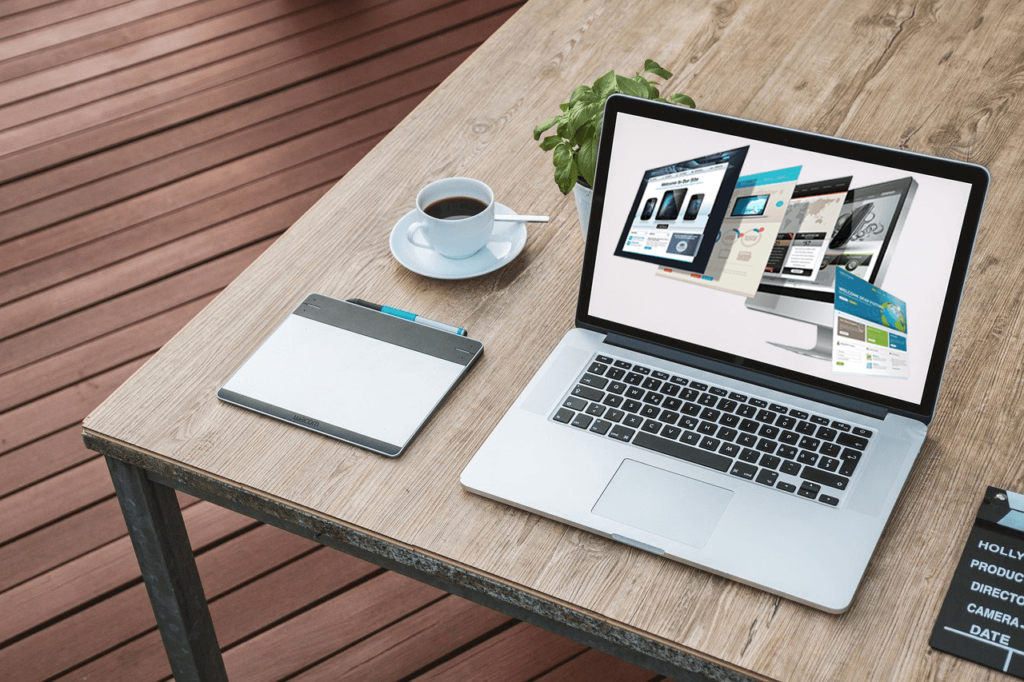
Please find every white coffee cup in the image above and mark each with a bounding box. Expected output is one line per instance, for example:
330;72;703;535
407;177;495;259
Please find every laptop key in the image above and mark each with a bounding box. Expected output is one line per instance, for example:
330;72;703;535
730;462;758;480
756;469;779;486
633;432;731;472
820;442;841;457
781;460;800;475
853;427;873;438
571;413;593;429
641;377;662;391
839;459;858;476
779;430;799;444
717;427;737;442
640;405;659;418
680;416;698;430
623;399;642;413
608;425;635;442
580;373;608;389
643;392;664;406
661;425;682;440
721;413;740;427
801;467;849;490
777;481;796;493
660;383;681;397
798;436;821;451
606;367;625;380
633;366;651;375
749;398;768;408
664;397;684;411
840;448;862;462
613;360;632;369
768;403;787;413
795;420;817;435
837;433;870;450
699;393;718;406
816;426;837;441
737;433;757;447
553;408;574;424
755;409;776;424
681;431;700;445
798;481;820;499
596;354;613;364
760;454;781;470
729;392;748;402
689;381;708;391
626;386;644;399
603;394;624;408
776;416;796;430
797;451;818;465
681;388;700;401
697;421;717;435
572;385;604;401
585;403;606;417
563;397;587;411
737;404;757;418
659;410;680;425
755;438;777;454
789;410;808;420
670;375;688;385
778;445;798;459
605;408;625;423
652;370;670;380
708;387;727;396
831;421;851;432
757;424;780;439
819;456;839;472
607;381;627;394
681;402;702;416
590;419;611;435
738;418;759;433
720;443;739;457
811;415;830;425
642;419;661;434
588;362;608;375
717;399;738;413
624;414;643;428
739;448;760;463
624;372;644;385
699;436;721;451
819;494;840;507
700;407;721;421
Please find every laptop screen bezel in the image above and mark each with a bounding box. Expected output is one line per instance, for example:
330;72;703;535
575;95;988;422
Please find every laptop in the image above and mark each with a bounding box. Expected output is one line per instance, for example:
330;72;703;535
461;95;989;612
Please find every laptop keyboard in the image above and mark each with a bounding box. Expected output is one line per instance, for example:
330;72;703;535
550;353;874;507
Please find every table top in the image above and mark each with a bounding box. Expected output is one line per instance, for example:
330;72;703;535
83;1;1024;679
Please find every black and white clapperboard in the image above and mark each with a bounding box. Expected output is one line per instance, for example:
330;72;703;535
930;486;1024;677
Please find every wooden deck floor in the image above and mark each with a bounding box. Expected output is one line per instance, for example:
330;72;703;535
0;1;663;679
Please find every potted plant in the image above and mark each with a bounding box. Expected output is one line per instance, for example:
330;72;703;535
533;59;695;237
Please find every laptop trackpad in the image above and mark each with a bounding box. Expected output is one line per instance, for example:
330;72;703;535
593;459;733;549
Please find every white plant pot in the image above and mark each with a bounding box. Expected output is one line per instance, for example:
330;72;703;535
572;181;593;240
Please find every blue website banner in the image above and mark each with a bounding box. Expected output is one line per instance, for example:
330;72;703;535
834;269;907;333
734;165;803;188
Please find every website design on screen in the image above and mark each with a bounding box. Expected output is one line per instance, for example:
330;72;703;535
590;113;973;405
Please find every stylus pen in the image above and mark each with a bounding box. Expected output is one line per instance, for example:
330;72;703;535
347;298;467;336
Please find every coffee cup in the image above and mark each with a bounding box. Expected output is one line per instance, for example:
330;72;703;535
407;177;495;259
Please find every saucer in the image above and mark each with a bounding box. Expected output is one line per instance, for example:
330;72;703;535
389;202;527;280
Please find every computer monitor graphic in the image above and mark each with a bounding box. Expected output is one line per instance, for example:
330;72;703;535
745;177;918;360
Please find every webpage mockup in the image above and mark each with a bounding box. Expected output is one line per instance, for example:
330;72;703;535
832;269;908;379
763;177;852;282
587;112;973;406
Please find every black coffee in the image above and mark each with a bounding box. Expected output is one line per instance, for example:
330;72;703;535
424;196;487;220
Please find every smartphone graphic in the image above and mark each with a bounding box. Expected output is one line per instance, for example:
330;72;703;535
640;197;657;220
683;193;704;220
656;189;687;220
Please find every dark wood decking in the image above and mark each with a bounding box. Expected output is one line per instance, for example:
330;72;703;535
0;1;662;679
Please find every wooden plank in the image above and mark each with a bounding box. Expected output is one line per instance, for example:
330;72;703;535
63;547;380;681
0;425;90;496
0;456;112;544
535;649;659;682
0;0;351;125
0;357;145;456
0;241;272;375
0;491;198;593
416;622;588;680
291;595;512;681
0;296;209;414
0;90;410;270
0;0;133;38
0;37;476;216
222;571;445;681
0;500;255;645
0;0;515;175
2;523;318;680
0;0;441;158
0;48;459;242
0;0;238;67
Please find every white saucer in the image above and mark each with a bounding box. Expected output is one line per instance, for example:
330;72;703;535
389;202;527;280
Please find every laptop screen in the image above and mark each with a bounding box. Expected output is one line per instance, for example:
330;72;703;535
580;97;987;419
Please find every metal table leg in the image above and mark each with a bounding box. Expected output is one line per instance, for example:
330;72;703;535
106;456;227;682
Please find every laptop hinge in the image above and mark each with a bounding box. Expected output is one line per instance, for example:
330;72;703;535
604;332;890;421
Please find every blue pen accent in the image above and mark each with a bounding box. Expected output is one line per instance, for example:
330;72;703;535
347;299;467;336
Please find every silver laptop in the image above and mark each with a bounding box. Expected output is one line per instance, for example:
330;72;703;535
461;95;989;612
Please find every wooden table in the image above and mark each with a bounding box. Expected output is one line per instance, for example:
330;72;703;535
83;1;1024;679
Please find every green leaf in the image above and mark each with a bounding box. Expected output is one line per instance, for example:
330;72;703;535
533;116;559;140
567;101;604;139
567;84;598;109
552;140;573;169
668;93;696;108
539;134;560;151
576;136;598;187
644;59;672;80
631;74;658;98
615;74;649;98
593;69;618;98
554;154;579;194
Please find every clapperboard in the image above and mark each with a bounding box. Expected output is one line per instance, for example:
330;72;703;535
930;486;1024;677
